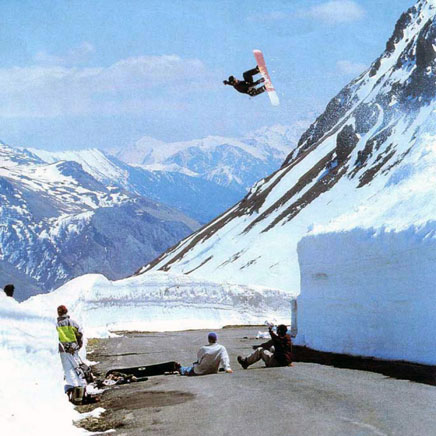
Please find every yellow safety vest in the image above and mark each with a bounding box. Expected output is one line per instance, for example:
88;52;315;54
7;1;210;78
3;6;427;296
57;324;79;343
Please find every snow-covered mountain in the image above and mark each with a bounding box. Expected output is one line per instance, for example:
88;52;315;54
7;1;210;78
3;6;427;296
28;147;241;224
140;1;436;298
27;124;308;224
114;124;308;193
0;143;198;300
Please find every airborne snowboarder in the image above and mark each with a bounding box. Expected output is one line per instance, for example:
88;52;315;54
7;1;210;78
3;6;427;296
223;50;280;105
223;65;266;97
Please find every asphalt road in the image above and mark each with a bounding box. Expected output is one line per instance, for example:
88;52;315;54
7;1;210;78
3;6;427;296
86;328;436;436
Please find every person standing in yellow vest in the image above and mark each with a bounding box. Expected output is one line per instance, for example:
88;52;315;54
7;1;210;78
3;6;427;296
56;305;87;403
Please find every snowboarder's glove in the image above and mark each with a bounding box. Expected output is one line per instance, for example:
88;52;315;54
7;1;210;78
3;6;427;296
223;80;229;85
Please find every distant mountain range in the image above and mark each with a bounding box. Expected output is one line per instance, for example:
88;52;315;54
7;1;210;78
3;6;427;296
113;124;307;193
29;124;308;224
0;143;198;300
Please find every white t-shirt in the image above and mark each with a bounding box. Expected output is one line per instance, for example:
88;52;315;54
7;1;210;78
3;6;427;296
193;342;231;375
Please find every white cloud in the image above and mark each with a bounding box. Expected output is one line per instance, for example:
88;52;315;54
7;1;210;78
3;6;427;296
34;42;96;66
0;55;213;117
337;59;367;75
302;1;365;24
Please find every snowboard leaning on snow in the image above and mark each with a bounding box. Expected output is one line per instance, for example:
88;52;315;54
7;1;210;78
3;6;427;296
253;49;280;106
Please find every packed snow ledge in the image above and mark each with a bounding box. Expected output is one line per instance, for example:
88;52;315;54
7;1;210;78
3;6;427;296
23;271;292;336
296;222;436;365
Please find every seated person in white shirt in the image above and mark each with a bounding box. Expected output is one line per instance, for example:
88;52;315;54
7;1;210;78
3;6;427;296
178;332;233;376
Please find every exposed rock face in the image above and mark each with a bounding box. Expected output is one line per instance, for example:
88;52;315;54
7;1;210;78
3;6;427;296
138;1;436;295
336;125;359;164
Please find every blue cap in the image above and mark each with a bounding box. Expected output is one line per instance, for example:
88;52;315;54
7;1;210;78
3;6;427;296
208;332;217;342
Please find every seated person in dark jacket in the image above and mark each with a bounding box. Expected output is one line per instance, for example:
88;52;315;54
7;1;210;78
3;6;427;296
237;324;293;369
223;66;265;97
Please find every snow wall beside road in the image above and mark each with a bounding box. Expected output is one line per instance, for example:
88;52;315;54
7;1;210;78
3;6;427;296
0;293;85;435
23;271;292;337
295;223;436;365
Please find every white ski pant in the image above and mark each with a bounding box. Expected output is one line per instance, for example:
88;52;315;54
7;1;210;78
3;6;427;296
60;351;86;389
246;346;278;367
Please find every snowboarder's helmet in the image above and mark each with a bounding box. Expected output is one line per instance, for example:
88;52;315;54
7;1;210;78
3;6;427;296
228;75;235;83
57;305;68;316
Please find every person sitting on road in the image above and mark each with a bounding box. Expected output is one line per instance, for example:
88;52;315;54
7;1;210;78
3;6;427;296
178;332;233;376
237;324;293;369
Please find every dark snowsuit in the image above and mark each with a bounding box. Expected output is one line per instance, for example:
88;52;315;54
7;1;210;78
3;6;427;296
260;329;293;366
224;67;266;96
240;327;293;368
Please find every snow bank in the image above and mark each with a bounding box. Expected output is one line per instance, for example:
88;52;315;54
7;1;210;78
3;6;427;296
1;271;290;435
296;223;436;365
23;271;292;337
0;293;86;436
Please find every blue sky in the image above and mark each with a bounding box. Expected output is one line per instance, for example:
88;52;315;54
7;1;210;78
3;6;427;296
0;0;415;150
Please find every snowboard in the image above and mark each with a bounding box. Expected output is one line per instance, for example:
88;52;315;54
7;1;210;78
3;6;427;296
106;361;178;378
253;49;280;106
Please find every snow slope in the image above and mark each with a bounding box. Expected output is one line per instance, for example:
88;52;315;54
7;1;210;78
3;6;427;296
27;147;242;223
141;0;436;294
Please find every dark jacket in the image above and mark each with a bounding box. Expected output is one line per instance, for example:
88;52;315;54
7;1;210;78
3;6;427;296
224;80;251;94
261;329;293;366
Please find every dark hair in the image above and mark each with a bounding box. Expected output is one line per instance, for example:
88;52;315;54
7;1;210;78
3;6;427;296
57;305;68;316
228;75;235;83
4;284;14;297
277;325;288;336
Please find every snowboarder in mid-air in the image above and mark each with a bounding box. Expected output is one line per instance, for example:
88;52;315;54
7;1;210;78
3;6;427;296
223;65;266;97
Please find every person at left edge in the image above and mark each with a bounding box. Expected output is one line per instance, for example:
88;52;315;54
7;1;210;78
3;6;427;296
56;305;87;402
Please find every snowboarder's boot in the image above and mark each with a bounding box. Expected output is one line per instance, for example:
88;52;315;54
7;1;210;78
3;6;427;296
237;356;249;369
70;386;85;405
249;85;266;97
253;77;265;86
